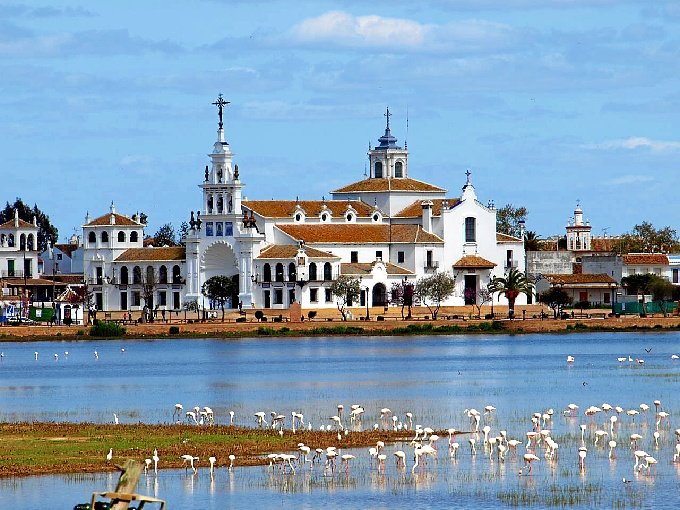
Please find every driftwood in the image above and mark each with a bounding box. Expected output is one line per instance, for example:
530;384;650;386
88;459;165;510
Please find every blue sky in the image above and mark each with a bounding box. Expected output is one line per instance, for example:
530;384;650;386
2;0;679;242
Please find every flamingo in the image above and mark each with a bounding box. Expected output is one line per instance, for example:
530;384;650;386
181;455;198;474
405;412;413;430
209;456;217;475
469;437;477;455
653;431;660;448
330;415;343;431
608;440;617;459
228;454;236;471
393;450;406;468
566;403;579;417
337;404;344;421
523;453;539;474
594;430;607;446
673;444;680;463
449;442;460;458
341;454;355;473
106;448;113;463
113;413;119;425
229;411;235;426
610;415;618;435
644;456;657;475
173;404;183;420
254;411;267;427
567;355;575;363
507;439;521;458
578;447;587;471
144;458;152;474
152;449;159;474
630;433;643;449
412;448;423;474
633;450;647;471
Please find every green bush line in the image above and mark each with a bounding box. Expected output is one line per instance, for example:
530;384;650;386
89;320;126;337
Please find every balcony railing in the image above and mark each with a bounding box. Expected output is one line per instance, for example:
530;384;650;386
1;270;31;278
424;261;439;271
505;260;518;269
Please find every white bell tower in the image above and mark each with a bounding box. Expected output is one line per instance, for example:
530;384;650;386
368;107;409;180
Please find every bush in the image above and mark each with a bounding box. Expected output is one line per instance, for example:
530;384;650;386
75;329;85;336
257;326;276;335
169;326;180;335
235;317;246;323
254;310;264;321
89;320;126;337
307;311;317;320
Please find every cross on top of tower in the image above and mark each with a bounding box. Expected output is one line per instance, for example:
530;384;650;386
384;106;392;130
465;169;472;183
212;94;230;129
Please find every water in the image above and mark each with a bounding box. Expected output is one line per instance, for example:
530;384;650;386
1;331;679;508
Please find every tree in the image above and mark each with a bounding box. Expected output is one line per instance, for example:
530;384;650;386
390;279;415;319
0;198;58;253
153;223;177;246
524;231;540;251
140;267;158;321
178;221;190;244
415;272;456;320
617;222;679;254
476;285;493;318
538;287;572;319
183;299;200;322
620;273;655;316
329;275;361;321
648;275;675;317
496;204;528;238
488;268;534;318
202;275;235;321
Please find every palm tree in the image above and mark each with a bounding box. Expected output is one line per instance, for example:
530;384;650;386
488;268;534;318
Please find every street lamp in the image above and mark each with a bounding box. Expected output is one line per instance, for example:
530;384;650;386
360;277;370;321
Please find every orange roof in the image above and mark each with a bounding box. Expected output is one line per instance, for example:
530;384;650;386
623;254;668;265
452;255;496;269
394;198;461;218
333;177;445;194
496;233;523;242
544;273;617;284
243;200;374;218
0;218;36;229
590;237;619;252
4;277;60;286
54;243;80;257
54;274;84;284
277;224;443;244
115;247;185;262
341;262;414;276
256;245;339;259
85;213;142;227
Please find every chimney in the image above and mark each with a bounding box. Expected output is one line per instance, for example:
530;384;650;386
519;219;526;240
421;201;433;233
14;208;18;227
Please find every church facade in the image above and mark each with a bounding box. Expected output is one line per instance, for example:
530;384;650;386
82;101;526;315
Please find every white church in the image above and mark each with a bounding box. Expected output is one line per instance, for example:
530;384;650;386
81;99;526;315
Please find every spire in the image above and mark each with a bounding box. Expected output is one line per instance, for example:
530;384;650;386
375;106;400;150
461;169;477;201
212;94;229;130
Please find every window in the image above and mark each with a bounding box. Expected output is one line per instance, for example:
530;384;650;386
275;263;284;282
395;161;403;178
310;288;318;302
372;213;380;222
130;231;139;243
325;289;333;302
146;266;155;283
374;161;383;178
120;266;129;284
101;232;109;243
465;217;476;243
289;289;296;305
375;250;382;261
309;263;317;281
96;266;103;285
264;263;272;282
173;265;182;284
120;292;127;310
133;266;142;284
159;265;168;284
604;292;611;304
264;290;271;308
27;234;35;250
674;269;679;284
295;213;302;222
158;291;167;306
426;250;433;267
321;213;328;222
57;253;63;260
88;232;96;244
118;231;126;242
274;289;283;305
346;213;353;222
95;293;102;311
288;262;296;282
173;292;180;309
132;291;141;307
206;222;214;236
323;262;332;281
398;251;405;264
19;234;26;250
351;251;358;263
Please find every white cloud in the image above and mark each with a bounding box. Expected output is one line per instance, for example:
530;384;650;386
607;175;654;185
584;136;680;152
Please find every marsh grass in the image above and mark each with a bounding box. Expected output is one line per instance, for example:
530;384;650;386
498;483;603;507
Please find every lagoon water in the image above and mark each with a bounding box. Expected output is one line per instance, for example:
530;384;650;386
1;331;679;508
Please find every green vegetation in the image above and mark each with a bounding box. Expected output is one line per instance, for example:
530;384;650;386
169;326;180;335
89;320;126;337
329;275;361;321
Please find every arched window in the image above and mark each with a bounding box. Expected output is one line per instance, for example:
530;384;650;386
323;262;332;281
101;231;109;243
159;265;168;284
263;263;272;282
172;265;181;284
130;231;139;243
8;234;14;247
372;283;387;307
374;161;383;178
465;217;476;243
308;262;317;281
295;213;302;222
146;266;155;283
118;231;126;242
120;266;129;285
19;233;26;250
346;213;354;222
88;232;96;244
275;263;284;282
394;161;403;178
288;262;296;282
27;234;35;251
133;266;142;284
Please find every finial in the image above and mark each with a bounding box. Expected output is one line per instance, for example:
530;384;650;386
234;164;239;180
465;169;472;184
384;106;392;130
212;94;230;130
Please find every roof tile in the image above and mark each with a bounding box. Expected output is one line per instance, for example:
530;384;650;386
622;254;668;265
256;244;339;259
341;262;414;276
115;247;186;262
452;255;496;269
243;200;374;218
277;224;443;244
85;213;143;227
394;198;461;218
333;177;445;194
544;273;617;284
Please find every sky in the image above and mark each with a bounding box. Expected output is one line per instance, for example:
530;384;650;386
1;0;679;242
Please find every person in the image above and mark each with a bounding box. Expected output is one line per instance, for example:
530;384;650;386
161;309;166;322
238;301;243;313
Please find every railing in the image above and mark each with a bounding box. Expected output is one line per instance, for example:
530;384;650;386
0;270;31;278
505;260;518;269
424;261;439;271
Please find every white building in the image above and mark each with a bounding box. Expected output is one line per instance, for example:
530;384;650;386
82;101;527;314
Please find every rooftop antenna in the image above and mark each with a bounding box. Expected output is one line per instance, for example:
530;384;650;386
405;105;409;149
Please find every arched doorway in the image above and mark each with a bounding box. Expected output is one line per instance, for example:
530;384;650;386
372;283;387;307
201;242;240;309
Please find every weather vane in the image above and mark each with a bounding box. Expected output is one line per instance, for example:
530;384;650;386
212;94;230;129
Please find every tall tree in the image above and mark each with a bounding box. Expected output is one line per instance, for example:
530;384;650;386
178;221;190;244
524;231;540;251
153;223;177;246
390;279;415;319
618;222;679;253
329;275;361;321
648;275;675;317
202;275;235;321
488;268;534;318
496;204;528;238
538;287;572;319
415;272;456;320
0;198;58;252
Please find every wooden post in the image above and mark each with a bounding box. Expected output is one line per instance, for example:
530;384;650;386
111;459;143;510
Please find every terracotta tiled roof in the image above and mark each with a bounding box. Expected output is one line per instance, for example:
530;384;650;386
256;244;339;259
394;198;461;218
85;213;142;227
0;218;36;229
341;262;414;276
590;238;618;252
54;243;80;258
544;273;617;284
276;224;443;244
115;247;185;262
4;277;60;286
496;233;523;242
622;254;668;265
243;200;374;218
54;274;84;284
332;177;446;194
452;255;496;269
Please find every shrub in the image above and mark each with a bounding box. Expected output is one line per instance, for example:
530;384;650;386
89;320;126;337
254;310;264;321
169;326;180;335
307;311;317;320
75;329;85;336
235;317;246;323
257;326;276;335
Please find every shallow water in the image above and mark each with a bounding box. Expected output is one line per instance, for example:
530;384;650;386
1;331;679;508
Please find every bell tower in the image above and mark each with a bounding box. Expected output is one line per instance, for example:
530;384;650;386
368;107;408;180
